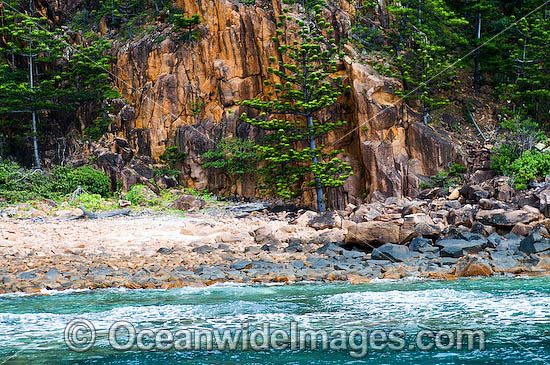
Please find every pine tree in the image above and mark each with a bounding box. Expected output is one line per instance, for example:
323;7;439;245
0;3;118;165
498;7;550;125
386;0;467;123
0;6;65;168
237;0;353;211
94;0;142;39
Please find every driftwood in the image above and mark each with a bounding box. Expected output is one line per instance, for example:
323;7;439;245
78;206;131;219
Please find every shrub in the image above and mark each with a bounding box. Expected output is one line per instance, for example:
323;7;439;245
509;150;550;190
202;137;258;195
491;117;547;175
419;164;466;191
0;161;111;203
157;146;185;177
125;184;159;206
75;193;111;211
49;166;111;197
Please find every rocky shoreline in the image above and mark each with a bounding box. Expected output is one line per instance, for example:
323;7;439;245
1;185;550;294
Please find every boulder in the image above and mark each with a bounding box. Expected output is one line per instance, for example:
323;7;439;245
537;187;550;217
454;257;493;277
372;243;410;263
447;206;475;227
293;211;317;226
345;221;401;246
475;209;539;227
436;238;487;258
414;223;441;239
460;185;489;202
519;232;550;254
172;194;206;211
308;211;342;230
409;237;436;253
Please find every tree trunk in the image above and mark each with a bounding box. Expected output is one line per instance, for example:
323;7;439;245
308;115;326;212
29;50;41;169
474;12;482;95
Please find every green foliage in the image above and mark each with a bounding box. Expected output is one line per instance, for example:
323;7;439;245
159;146;185;168
93;0;144;39
125;184;159;206
202;138;258;176
74;193;112;211
237;2;352;205
509;150;550;190
419;164;466;190
48;166;111;197
384;0;468;120
0;5;118;161
491;117;547;174
173;14;201;41
0;161;110;202
202;138;258;194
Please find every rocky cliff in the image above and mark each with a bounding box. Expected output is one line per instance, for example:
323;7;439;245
37;0;463;209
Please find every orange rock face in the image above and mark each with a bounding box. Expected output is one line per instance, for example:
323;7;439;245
37;0;463;208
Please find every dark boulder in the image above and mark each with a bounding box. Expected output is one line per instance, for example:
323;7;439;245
372;243;410;263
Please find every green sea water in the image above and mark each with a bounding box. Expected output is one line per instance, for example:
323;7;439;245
0;277;549;364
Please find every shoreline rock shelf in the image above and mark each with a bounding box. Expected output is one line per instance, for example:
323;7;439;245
1;193;550;294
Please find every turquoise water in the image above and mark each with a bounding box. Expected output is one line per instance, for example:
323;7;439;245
0;277;549;364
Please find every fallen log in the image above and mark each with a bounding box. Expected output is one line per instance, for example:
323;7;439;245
78;206;131;219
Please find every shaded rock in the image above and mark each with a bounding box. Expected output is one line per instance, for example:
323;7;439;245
172;194;206;211
260;244;278;252
519;232;550;254
342;249;366;259
476;209;538;227
434;257;459;266
293;211;317;226
536;256;550;271
230;261;253;270
511;223;533;236
409;237;434;252
436;238;486;258
460;185;489;202
192;245;214;254
19;271;37;280
157;247;175;254
285;241;304;253
537;187;550;217
414;223;441;239
486;233;503;248
290;260;305;269
45;268;60;281
316;243;344;255
308;211;342;230
253;227;280;246
244;246;261;254
478;199;509;210
455;257;493;277
470;222;495;236
307;257;334;269
372;243;410;262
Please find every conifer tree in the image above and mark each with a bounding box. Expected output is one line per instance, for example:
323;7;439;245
238;0;352;212
386;0;467;123
0;2;118;165
498;11;550;125
94;0;141;39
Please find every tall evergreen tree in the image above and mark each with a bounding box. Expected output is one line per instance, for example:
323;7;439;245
386;0;467;123
0;2;118;165
238;0;353;211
